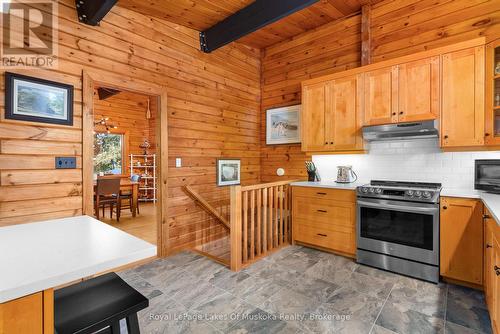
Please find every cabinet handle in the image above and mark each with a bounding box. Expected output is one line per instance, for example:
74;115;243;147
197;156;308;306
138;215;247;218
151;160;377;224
317;209;327;213
399;111;404;115
317;192;327;195
330;142;334;145
392;112;396;116
317;233;327;237
325;141;328;145
444;135;449;139
483;214;491;219
485;133;490;137
442;206;447;210
495;266;500;271
486;244;493;249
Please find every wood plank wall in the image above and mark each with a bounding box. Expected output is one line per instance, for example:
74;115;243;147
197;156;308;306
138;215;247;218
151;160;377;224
0;0;261;255
93;90;156;174
260;0;500;182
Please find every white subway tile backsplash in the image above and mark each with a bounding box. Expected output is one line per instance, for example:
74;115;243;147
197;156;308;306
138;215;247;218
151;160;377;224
313;138;500;189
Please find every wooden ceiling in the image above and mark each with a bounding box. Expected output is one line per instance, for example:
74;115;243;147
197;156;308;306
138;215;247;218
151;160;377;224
117;0;383;49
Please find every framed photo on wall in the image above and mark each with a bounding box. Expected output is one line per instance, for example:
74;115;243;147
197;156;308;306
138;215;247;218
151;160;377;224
217;158;241;186
5;72;73;126
266;104;301;145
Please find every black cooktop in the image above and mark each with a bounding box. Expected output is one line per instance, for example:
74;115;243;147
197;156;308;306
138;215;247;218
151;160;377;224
370;180;442;189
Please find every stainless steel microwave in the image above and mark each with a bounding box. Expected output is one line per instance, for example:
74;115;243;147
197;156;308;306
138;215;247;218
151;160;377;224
475;160;500;192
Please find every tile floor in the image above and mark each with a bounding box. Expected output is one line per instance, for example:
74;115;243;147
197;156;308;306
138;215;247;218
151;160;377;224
118;245;493;334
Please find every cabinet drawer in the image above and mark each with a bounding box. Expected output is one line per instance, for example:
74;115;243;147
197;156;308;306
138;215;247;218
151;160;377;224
294;218;353;234
293;198;355;228
294;224;355;255
292;187;356;202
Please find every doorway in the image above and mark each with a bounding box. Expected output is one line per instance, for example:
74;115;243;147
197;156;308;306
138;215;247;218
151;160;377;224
82;71;168;256
92;88;158;245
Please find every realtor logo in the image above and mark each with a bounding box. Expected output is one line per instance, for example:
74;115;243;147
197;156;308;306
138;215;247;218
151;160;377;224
1;0;58;68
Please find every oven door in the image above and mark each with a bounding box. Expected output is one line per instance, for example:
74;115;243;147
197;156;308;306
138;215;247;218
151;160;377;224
357;197;439;265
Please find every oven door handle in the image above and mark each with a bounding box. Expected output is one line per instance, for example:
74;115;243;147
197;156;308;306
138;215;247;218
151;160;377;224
357;200;438;214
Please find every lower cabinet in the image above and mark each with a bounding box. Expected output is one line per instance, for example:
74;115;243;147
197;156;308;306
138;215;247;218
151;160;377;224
440;197;483;285
485;214;500;334
292;187;356;256
0;290;53;334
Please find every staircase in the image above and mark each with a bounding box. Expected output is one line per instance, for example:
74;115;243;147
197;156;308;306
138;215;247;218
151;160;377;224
183;180;294;271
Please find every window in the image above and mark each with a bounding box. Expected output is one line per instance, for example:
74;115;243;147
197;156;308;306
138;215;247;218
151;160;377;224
94;133;123;175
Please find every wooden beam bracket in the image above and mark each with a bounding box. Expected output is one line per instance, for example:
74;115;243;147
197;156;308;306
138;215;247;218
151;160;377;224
75;0;117;26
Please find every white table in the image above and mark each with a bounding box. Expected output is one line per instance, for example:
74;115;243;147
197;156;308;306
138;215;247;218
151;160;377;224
0;215;157;303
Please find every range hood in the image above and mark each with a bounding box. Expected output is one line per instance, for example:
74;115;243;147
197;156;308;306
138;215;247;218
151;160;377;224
362;120;439;142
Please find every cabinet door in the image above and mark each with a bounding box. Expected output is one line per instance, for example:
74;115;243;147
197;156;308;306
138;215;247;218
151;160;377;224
485;219;494;311
398;57;439;122
364;66;398;126
441;46;485;147
485;38;500;145
440;197;483;284
329;75;364;151
302;82;327;151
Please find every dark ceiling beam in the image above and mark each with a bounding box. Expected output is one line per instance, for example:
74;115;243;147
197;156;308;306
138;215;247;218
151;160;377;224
75;0;117;26
200;0;320;53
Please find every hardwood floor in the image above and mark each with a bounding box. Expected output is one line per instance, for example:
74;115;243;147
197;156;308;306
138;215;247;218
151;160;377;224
97;202;157;245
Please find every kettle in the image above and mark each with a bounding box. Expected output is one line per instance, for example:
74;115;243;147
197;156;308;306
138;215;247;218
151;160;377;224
336;166;357;183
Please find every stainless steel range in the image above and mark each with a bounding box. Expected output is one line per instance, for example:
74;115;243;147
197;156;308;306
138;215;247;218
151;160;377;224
356;180;442;283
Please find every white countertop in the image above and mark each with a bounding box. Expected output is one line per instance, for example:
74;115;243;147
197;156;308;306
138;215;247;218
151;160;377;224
440;188;482;199
291;180;367;190
0;215;157;303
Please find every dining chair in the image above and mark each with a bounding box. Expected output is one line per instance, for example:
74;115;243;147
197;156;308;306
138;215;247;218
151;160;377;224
119;175;141;215
95;177;121;221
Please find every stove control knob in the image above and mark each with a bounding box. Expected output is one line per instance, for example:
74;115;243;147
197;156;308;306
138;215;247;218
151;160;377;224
375;188;382;194
368;188;375;193
423;191;432;199
414;191;422;197
406;190;414;196
361;187;369;193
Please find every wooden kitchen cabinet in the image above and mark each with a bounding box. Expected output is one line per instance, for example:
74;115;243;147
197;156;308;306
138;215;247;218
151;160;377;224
441;46;485;148
302;82;327;151
485;215;500;334
0;289;53;334
440;197;483;285
485;38;500;145
301;75;363;152
292;187;356;256
363;66;397;126
398;57;440;123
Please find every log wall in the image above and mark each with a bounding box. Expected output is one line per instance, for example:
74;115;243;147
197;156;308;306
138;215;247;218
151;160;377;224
0;1;261;255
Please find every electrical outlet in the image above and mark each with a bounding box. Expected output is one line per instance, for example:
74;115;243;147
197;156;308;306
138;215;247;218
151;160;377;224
55;157;77;169
175;158;182;168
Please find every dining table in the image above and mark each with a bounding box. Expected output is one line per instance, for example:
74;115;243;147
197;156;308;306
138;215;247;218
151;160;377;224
93;178;139;219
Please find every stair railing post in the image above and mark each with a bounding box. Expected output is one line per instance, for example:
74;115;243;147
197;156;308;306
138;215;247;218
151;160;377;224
230;185;242;271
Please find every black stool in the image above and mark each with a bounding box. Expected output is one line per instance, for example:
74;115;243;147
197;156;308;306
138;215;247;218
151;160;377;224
55;272;149;334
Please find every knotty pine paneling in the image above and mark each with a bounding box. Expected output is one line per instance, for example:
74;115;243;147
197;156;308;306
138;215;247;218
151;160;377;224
260;0;500;182
0;1;261;256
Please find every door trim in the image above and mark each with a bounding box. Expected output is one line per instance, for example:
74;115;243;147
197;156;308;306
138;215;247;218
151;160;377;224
82;70;169;257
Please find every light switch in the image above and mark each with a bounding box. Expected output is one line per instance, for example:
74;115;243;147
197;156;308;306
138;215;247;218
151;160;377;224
175;158;182;168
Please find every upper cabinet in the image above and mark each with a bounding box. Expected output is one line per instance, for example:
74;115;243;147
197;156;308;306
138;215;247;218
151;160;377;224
363;66;397;125
302;82;327;152
301;74;363;152
485;39;500;145
300;38;488;153
398;57;440;123
441;46;485;148
364;58;440;126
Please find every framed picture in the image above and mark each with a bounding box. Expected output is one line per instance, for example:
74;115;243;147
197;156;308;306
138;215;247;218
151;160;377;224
266;104;301;145
5;72;73;126
217;159;241;186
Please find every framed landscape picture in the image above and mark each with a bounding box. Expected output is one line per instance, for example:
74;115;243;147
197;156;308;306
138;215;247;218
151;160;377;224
5;72;73;126
266;104;301;145
217;159;241;186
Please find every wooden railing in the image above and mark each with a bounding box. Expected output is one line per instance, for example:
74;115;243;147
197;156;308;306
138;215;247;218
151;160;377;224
230;180;294;271
184;185;230;229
